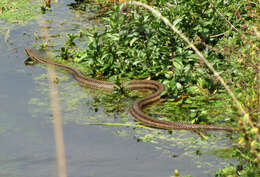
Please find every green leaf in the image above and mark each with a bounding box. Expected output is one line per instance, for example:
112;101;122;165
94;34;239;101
173;60;183;71
130;37;138;46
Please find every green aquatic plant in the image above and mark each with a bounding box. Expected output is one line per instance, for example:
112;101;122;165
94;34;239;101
58;1;244;126
0;0;40;23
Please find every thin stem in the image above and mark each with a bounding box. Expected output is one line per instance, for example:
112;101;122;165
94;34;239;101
208;0;239;32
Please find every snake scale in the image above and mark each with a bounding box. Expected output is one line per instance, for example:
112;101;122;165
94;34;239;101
24;48;235;131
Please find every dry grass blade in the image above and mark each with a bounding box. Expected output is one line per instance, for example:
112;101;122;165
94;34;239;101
47;65;68;177
38;18;68;177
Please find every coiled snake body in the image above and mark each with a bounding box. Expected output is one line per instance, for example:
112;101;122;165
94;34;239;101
24;48;235;131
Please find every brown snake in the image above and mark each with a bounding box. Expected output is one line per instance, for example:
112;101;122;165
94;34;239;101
24;48;235;131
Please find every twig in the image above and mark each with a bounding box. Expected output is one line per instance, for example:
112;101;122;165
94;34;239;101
210;28;232;38
208;0;239;32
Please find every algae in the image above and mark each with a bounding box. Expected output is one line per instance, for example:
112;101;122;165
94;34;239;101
0;0;40;23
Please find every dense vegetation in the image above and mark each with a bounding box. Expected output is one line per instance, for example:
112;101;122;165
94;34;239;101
57;0;260;176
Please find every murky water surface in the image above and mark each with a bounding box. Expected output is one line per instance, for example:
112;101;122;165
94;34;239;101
0;1;236;176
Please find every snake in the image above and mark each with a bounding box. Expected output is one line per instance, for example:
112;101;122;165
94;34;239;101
24;48;235;131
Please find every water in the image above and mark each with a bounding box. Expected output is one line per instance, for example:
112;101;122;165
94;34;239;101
0;1;236;176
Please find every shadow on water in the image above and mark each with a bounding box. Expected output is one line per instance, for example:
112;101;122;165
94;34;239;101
0;0;237;176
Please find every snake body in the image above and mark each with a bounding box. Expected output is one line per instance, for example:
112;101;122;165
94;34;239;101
24;48;235;131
